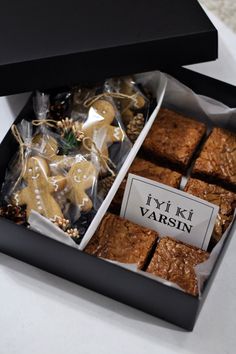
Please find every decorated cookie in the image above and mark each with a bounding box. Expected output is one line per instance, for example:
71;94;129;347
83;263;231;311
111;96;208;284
13;156;66;219
66;160;97;212
82;100;124;170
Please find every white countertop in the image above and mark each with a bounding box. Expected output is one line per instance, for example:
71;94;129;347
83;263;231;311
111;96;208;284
0;10;236;354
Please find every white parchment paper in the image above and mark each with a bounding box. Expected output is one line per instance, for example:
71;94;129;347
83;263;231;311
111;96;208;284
29;211;80;250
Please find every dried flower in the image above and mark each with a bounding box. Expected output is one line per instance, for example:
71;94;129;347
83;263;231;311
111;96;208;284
51;215;70;232
51;216;80;239
66;228;80;238
72;121;84;142
57;117;74;136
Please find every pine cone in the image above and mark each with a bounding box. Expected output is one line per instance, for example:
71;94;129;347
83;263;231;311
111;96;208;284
0;204;27;225
99;175;116;196
51;216;70;231
66;228;80;238
126;113;145;142
49;92;72;120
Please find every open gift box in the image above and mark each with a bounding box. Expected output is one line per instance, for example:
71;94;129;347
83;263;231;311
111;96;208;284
1;0;235;331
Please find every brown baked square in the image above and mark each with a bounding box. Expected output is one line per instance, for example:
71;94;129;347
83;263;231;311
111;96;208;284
84;213;158;269
184;178;236;244
110;157;182;213
142;108;206;171
146;237;209;296
192;127;236;191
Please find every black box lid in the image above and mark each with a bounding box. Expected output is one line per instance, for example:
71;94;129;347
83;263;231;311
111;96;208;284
0;0;217;95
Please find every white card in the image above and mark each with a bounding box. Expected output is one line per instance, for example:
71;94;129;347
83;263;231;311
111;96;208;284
120;174;219;250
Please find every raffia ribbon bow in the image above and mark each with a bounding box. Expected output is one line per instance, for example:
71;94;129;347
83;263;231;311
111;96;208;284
82;137;116;176
11;125;32;191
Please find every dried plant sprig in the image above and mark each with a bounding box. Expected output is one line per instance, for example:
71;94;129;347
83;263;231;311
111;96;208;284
51;216;80;239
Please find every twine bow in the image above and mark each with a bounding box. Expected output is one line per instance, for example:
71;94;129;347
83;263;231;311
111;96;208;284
11;125;32;191
83;92;139;110
32;92;139;128
12;123;115;183
32;119;58;128
82;137;116;177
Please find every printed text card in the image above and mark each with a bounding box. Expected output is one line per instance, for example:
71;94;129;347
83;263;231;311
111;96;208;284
120;174;219;250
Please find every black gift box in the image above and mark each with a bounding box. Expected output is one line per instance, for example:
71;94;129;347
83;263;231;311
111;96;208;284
1;68;236;330
1;0;233;331
0;0;217;96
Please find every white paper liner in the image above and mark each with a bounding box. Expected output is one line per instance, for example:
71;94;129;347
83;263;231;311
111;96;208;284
163;72;236;128
196;210;236;297
27;70;236;297
28;211;80;250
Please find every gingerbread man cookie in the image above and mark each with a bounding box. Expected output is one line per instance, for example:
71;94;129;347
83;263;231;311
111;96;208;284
66;160;97;212
82;100;124;170
13;156;66;220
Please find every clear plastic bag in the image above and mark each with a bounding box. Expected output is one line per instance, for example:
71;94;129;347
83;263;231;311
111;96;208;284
55;154;98;224
1;120;33;202
105;76;150;126
78;96;132;175
1;125;99;232
38;85;134;176
1;76;151;242
32;91;82;173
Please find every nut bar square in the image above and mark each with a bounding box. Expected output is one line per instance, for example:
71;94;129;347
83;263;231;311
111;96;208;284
146;237;209;296
184;178;236;244
84;213;158;269
192;127;236;191
111;157;182;213
142;108;206;171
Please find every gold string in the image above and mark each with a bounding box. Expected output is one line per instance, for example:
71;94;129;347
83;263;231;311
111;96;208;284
32;119;58;128
82;137;116;177
83;92;138;108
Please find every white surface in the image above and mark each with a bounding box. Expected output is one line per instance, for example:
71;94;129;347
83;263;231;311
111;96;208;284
200;0;236;32
0;93;30;143
187;7;236;86
0;12;236;354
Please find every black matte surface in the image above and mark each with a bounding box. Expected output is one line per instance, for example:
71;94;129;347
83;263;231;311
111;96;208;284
0;69;235;330
0;0;217;95
166;67;236;108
